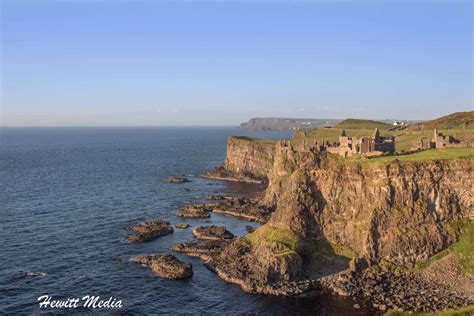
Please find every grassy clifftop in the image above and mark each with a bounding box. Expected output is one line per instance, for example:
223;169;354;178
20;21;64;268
366;148;474;163
293;128;473;153
333;118;391;130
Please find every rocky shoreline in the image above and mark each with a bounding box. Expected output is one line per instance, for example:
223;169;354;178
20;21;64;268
202;166;267;184
125;189;473;314
126;149;473;315
322;268;473;313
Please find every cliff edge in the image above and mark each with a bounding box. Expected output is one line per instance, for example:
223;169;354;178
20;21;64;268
203;136;276;183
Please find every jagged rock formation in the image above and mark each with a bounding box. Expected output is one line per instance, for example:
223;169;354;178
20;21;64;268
203;136;275;183
176;204;211;218
193;226;234;240
166;176;190;183
132;254;193;279
126;220;174;243
210;139;473;309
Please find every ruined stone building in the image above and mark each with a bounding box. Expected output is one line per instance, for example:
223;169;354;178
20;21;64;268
327;128;395;157
276;128;396;158
417;129;469;150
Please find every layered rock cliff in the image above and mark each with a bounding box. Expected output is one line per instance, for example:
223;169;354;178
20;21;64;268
213;143;473;297
264;149;472;266
203;136;275;183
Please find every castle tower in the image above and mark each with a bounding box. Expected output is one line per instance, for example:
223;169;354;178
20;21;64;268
373;128;380;142
341;129;347;137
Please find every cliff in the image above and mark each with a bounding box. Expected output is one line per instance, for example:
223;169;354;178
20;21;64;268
203;136;276;183
264;150;472;266
213;143;473;298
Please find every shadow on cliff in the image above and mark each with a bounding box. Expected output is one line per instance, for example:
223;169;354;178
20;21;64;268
300;237;353;279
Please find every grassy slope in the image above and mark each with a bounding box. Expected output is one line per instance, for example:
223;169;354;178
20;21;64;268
367;148;474;163
333;118;391;130
413;221;474;276
451;221;474;275
407;111;474;131
242;226;302;257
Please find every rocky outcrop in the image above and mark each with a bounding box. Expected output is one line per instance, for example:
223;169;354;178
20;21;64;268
203;136;275;183
126;220;174;243
175;223;190;229
176;204;211;218
132;254;193;279
193;226;234;240
206;195;273;222
178;198;273;223
171;240;230;261
264;150;473;266
209;142;473;310
166;176;190;183
321;269;473;313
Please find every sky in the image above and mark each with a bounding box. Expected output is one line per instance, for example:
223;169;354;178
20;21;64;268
0;0;472;126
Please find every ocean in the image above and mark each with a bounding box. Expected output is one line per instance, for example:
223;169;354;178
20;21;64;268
0;127;369;315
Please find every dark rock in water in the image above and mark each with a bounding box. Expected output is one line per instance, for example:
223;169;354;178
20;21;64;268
202;166;267;184
193;225;234;240
205;194;232;201
132;254;192;279
175;223;190;229
166;177;190;184
176;204;211;218
126;220;173;242
184;188;191;192
171;240;230;260
204;196;273;223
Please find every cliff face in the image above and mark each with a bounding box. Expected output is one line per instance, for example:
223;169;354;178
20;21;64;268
264;149;473;266
203;136;275;183
223;137;275;179
213;143;473;295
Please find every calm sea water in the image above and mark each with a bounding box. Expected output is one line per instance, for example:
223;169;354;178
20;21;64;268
0;127;369;315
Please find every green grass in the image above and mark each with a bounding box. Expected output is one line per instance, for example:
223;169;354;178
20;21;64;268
414;248;451;271
365;148;474;164
407;111;474;131
452;221;474;275
413;221;474;276
333;118;391;130
387;305;474;316
231;136;277;145
242;226;302;257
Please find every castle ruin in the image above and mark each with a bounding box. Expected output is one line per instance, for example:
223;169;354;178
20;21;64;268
417;129;469;150
276;128;395;158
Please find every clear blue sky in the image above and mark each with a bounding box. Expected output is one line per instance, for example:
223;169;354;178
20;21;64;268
1;0;472;126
